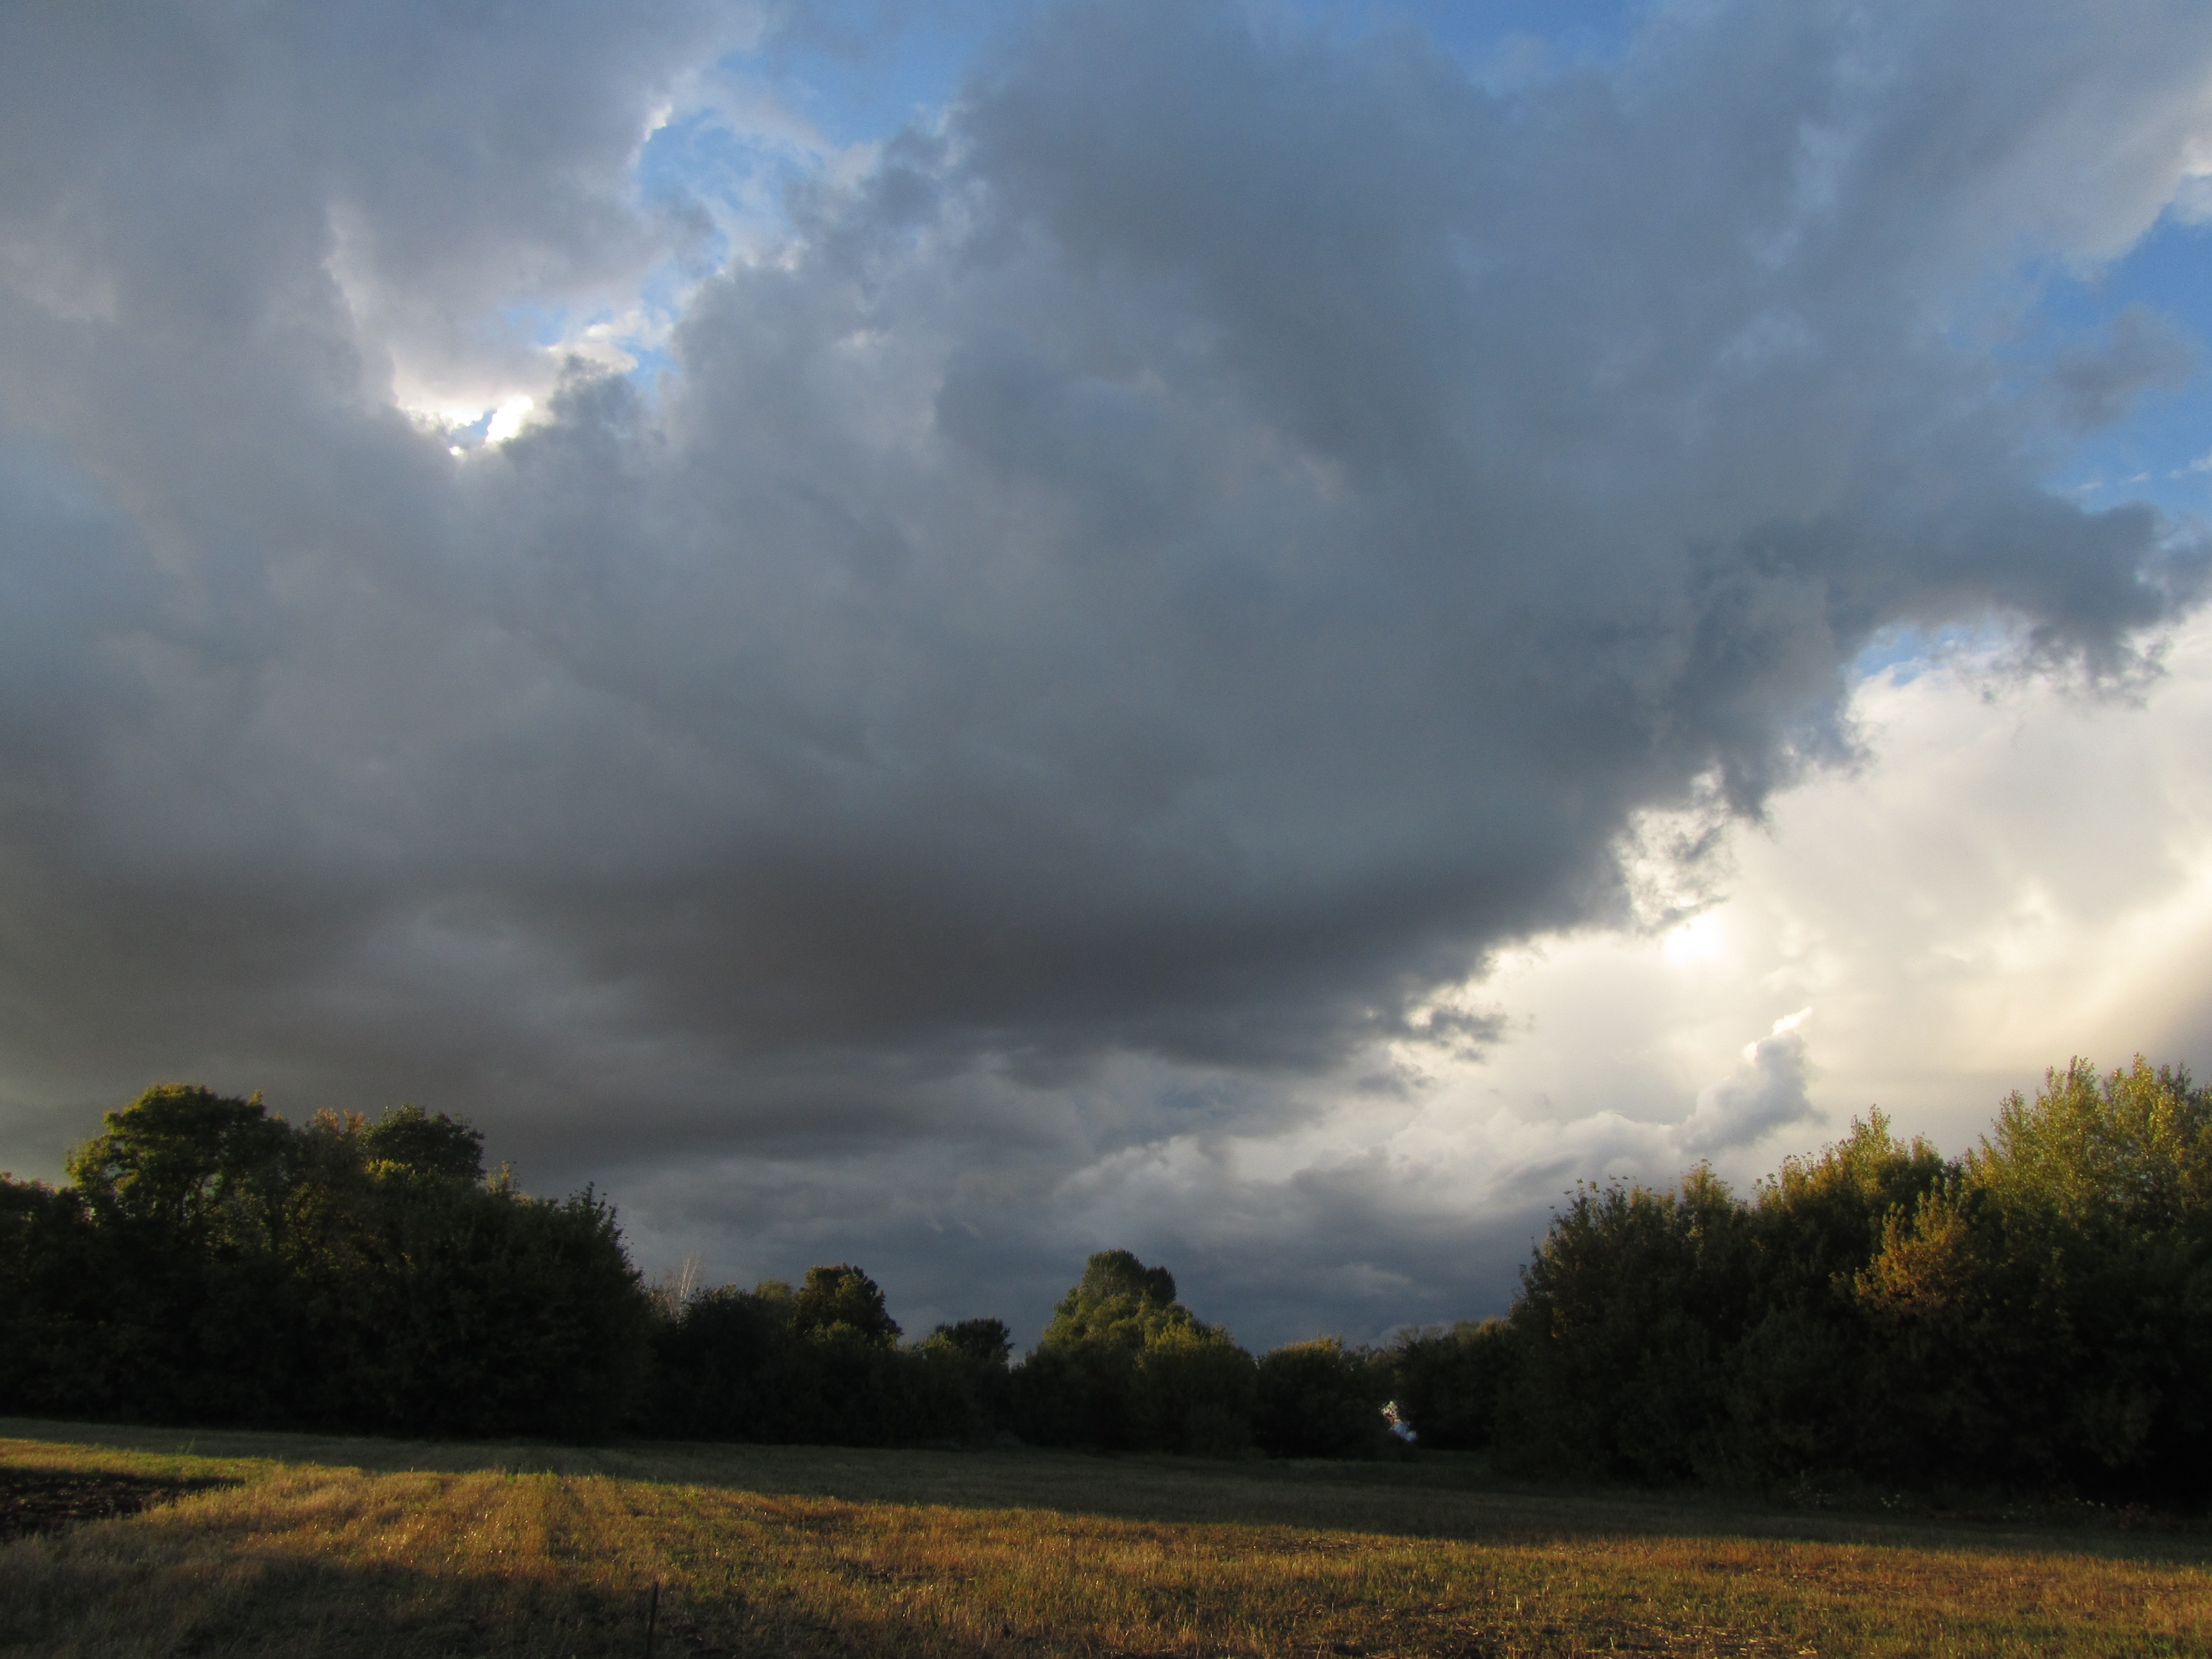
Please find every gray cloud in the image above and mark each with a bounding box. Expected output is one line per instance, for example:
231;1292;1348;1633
2054;304;2196;432
1678;1012;1816;1155
1;0;2208;1342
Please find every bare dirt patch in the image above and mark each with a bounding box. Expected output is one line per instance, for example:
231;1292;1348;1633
0;1465;230;1541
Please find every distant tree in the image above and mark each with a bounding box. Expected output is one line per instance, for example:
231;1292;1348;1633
1726;1110;1951;1479
302;1175;650;1440
65;1083;290;1248
794;1263;902;1345
919;1316;1016;1441
641;1269;997;1448
1016;1249;1254;1454
360;1104;485;1183
928;1315;1014;1367
1060;1248;1178;1316
644;1283;798;1440
1479;1061;2212;1499
56;1084;299;1423
0;1177;104;1415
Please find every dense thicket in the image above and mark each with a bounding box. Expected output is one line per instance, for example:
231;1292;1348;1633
641;1265;1009;1445
9;1059;2205;1499
0;1086;649;1438
1392;1059;2212;1501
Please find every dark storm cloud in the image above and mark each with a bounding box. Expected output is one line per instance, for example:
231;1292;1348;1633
2;0;2209;1336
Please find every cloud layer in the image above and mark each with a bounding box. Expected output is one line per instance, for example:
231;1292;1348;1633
2;0;2210;1342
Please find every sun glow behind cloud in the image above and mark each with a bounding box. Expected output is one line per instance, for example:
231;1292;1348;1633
1431;616;2212;1178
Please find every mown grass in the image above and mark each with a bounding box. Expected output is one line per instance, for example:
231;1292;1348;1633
1;1418;2206;1657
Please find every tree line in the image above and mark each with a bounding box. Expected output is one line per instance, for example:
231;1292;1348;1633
3;1058;2206;1499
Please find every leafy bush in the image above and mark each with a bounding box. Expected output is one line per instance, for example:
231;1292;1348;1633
1386;1318;1512;1450
298;1174;650;1439
640;1267;1006;1447
1252;1337;1390;1458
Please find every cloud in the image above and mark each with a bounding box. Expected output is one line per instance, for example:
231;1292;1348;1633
2053;305;2197;432
2;0;2212;1341
1678;1010;1816;1154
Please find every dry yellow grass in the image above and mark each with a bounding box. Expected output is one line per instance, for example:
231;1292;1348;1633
2;1417;2206;1657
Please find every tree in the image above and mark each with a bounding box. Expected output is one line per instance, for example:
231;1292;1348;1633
2;1086;652;1440
928;1315;1014;1367
1499;1166;1756;1482
1016;1249;1254;1454
794;1263;902;1345
1853;1058;2212;1495
1726;1111;1951;1479
640;1269;997;1447
360;1104;484;1182
66;1083;290;1248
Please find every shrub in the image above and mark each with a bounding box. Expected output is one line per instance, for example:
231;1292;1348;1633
640;1270;1003;1447
1253;1337;1389;1458
1387;1318;1512;1451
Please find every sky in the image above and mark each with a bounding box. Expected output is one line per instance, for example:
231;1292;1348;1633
3;0;2212;1349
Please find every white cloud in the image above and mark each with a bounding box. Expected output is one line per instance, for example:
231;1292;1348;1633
484;397;537;445
1679;1009;1815;1155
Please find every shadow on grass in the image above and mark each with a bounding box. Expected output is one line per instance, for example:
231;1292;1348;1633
1;1532;921;1659
5;1415;2206;1569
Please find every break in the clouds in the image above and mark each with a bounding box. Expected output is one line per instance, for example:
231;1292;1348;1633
3;0;2211;1345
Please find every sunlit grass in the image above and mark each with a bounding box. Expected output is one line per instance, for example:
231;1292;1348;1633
2;1418;2206;1657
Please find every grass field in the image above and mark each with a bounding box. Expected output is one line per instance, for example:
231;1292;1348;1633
2;1419;2206;1657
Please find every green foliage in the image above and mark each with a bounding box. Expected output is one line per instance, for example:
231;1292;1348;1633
1386;1318;1512;1450
1849;1058;2212;1496
928;1315;1014;1368
919;1317;1016;1442
66;1083;291;1246
1490;1121;1975;1486
1015;1249;1256;1454
1499;1165;1757;1482
0;1177;105;1411
299;1172;650;1439
641;1272;1001;1447
1;1087;649;1439
794;1263;902;1345
359;1103;485;1182
1484;1061;2212;1499
1064;1248;1179;1313
1252;1337;1390;1458
1721;1110;1954;1479
1129;1321;1258;1456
